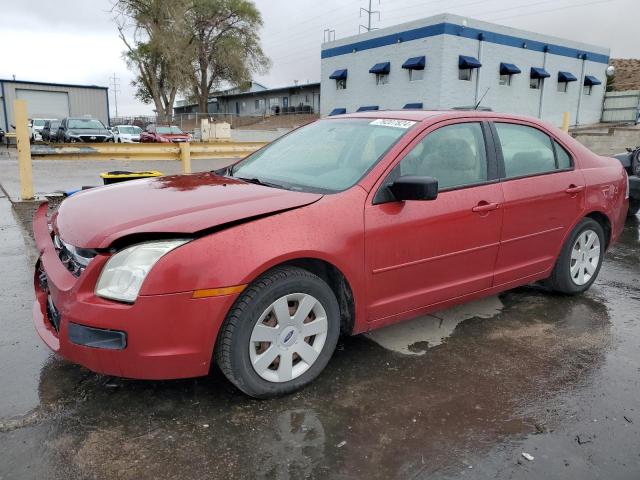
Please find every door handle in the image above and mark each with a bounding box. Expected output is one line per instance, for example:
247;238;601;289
565;185;585;194
472;202;500;213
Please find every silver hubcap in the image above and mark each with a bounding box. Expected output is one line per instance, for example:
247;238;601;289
249;293;328;383
570;229;601;286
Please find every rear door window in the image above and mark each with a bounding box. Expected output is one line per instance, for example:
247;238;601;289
495;123;558;178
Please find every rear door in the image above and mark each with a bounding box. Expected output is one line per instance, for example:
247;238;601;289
364;120;503;323
491;121;585;285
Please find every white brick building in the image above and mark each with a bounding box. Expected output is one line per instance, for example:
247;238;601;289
320;14;610;126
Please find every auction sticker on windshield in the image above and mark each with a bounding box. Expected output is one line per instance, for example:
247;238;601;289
369;119;416;129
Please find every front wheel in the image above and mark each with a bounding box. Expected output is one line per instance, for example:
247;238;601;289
546;218;605;294
216;266;340;398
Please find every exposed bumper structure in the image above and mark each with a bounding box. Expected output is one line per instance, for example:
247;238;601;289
32;203;237;380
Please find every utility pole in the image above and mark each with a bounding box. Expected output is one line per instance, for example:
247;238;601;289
110;73;121;118
360;0;380;33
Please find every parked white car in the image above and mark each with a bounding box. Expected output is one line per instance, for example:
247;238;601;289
30;118;57;142
111;125;143;143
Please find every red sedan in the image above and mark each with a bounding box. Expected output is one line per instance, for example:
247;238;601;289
140;124;191;143
33;110;628;398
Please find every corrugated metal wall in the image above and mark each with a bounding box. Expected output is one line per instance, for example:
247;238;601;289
0;81;109;131
602;90;640;123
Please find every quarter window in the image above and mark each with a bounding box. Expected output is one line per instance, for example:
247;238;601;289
399;123;488;190
495;123;559;178
554;141;572;169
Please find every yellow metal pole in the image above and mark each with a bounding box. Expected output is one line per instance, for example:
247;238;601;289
14;100;34;200
180;142;192;174
561;111;570;133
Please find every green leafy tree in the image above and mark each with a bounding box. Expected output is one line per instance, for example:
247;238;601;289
182;0;271;113
114;0;190;122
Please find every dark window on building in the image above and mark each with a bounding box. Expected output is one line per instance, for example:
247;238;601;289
459;68;473;81
499;74;512;86
337;79;347;90
530;77;542;89
557;82;569;93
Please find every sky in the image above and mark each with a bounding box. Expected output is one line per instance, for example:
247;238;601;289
0;0;637;116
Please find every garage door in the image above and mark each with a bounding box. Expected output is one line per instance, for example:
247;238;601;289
16;89;70;119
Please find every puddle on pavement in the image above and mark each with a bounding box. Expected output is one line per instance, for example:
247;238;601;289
364;296;504;355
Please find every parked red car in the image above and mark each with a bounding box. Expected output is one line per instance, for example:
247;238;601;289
33;110;628;398
140;124;191;143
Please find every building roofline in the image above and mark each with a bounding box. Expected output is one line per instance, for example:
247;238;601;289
0;79;109;90
175;82;321;109
321;13;610;64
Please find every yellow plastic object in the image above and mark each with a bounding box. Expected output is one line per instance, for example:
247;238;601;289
100;170;164;185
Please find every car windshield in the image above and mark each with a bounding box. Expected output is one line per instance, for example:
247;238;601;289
68;119;105;129
50;121;61;129
156;126;183;134
231;118;414;192
33;120;46;126
119;126;140;134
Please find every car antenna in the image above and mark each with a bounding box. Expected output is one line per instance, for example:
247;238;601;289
474;88;490;110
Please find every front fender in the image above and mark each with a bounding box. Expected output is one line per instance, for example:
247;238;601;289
140;186;368;323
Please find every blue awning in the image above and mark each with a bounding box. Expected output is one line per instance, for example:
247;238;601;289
530;67;551;79
329;108;346;116
459;55;482;69
402;56;426;70
403;103;423;109
584;75;602;86
369;62;390;74
329;69;348;80
500;63;521;75
357;105;379;112
558;71;578;82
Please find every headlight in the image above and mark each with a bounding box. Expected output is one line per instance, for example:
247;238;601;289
95;239;189;303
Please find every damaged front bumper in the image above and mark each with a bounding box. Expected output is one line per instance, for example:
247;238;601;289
32;203;236;380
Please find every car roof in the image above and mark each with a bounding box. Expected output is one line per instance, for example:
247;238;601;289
332;109;547;125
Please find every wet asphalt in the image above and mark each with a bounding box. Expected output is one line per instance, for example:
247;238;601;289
1;191;639;479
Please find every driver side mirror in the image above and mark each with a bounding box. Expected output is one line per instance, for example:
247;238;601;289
389;176;438;201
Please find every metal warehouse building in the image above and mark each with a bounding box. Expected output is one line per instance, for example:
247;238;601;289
321;13;610;126
0;79;110;132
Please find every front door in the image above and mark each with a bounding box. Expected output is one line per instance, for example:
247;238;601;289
283;97;289;109
365;121;504;323
490;121;586;285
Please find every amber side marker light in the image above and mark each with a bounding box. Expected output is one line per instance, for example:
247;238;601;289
192;285;247;299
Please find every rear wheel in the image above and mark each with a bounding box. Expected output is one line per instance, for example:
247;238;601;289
547;218;605;294
216;266;340;398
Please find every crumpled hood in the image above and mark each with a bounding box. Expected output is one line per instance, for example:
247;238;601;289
54;173;322;248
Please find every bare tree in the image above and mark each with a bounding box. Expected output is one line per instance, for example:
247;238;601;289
113;0;190;122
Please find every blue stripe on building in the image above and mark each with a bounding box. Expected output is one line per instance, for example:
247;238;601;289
321;22;609;64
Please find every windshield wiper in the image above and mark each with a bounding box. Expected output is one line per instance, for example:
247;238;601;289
235;176;288;190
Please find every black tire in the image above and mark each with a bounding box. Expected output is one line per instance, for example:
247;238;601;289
628;198;640;217
215;266;340;398
546;218;605;294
